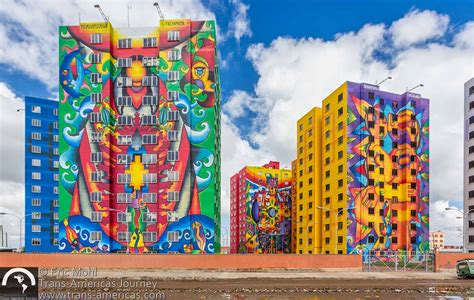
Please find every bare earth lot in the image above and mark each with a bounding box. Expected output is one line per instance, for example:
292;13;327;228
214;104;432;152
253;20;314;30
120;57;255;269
38;269;474;299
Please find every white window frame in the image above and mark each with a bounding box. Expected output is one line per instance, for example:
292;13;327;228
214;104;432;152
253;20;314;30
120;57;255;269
118;38;132;49
90;192;102;203
167;211;179;222
117;77;132;87
117;154;132;165
167;171;179;182
143;232;157;242
53;173;59;182
117;231;131;242
117;96;132;106
142;193;157;203
142;95;158;105
143;37;157;48
91;93;102;104
32;159;41;167
167;49;181;61
167;151;179;161
91;73;102;83
167;71;179;81
117;173;132;184
142;56;158;67
117;135;132;145
142;212;157;223
32;185;41;194
91;211;102;222
31;132;41;140
32;212;41;219
167;31;180;42
90;112;102;123
32;238;41;246
117;57;132;68
32;119;41;127
142;75;158;86
91;172;102;182
141;115;157;126
167;231;179;243
168;90;179;101
142;173;157;183
167;130;179;141
117;193;132;203
117;213;131;224
91;131;102;143
90;231;102;242
117;115;133;126
32;198;41;206
53;108;59;116
91;33;102;44
167;191;179;202
142;134;157;145
168;111;179;121
31;145;41;154
91;53;102;64
32;225;41;233
90;152;103;163
32;106;41;113
32;172;41;180
141;154;157;165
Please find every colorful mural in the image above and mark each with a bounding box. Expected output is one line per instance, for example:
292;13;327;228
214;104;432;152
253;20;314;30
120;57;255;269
244;167;292;253
346;84;429;254
58;20;220;254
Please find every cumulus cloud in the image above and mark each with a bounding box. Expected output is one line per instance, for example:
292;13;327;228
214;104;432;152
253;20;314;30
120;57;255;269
227;10;474;245
227;0;252;43
0;0;216;90
389;9;450;48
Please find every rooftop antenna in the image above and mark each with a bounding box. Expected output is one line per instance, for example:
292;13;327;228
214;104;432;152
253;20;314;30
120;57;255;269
94;4;109;23
376;76;392;86
127;3;132;28
153;2;165;20
406;84;424;93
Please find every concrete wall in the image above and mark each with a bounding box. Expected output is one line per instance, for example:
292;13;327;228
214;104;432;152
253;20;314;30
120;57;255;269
0;253;362;270
435;252;474;271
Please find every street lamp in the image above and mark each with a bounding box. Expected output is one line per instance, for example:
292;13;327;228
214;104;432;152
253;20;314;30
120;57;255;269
407;84;424;93
316;206;347;254
0;212;33;252
376;76;392;86
445;207;474;253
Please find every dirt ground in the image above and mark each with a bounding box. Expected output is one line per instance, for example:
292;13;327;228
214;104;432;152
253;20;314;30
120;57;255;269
37;269;474;299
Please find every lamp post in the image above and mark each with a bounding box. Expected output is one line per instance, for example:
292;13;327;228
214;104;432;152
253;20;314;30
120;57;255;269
406;84;424;93
316;206;347;254
0;212;33;252
376;76;392;86
445;207;474;253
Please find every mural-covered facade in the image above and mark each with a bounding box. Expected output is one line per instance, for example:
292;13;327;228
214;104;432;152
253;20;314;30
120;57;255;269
58;20;221;254
294;81;429;255
230;162;292;254
345;82;429;254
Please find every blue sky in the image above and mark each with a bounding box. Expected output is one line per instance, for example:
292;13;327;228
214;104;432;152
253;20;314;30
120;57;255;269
0;0;473;247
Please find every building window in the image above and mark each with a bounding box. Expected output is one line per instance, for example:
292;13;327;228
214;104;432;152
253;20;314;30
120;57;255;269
167;31;180;42
90;231;102;242
32;119;41;127
32;198;41;206
142;95;158;105
168;90;179;101
168;110;179;121
140;115;157;126
117;96;132;106
118;38;132;49
167;171;179;181
32;238;41;246
167;191;179;202
31;132;41;140
338;136;343;145
338;107;343;116
117;57;132;68
91;33;102;44
142;56;158;67
167;130;179;141
168;211;179;222
167;231;179;243
142;212;157;223
90;152;103;163
117;115;133;126
91;73;102;83
167;49;181;61
91;53;102;64
143;37;157;48
143;232;157;242
91;192;102;203
338;93;343;102
32;185;41;193
32;159;41;167
116;154;132;165
117;77;132;87
54;225;59;233
31;145;41;154
167;151;179;161
168;71;179;81
91;211;102;222
90;112;102;123
142;154;157;165
31;172;41;180
142;134;157;145
32;212;41;219
142;173;157;183
117;193;132;203
142;193;157;203
117;174;131;184
117;231;131;242
142;75;158;86
91;172;102;182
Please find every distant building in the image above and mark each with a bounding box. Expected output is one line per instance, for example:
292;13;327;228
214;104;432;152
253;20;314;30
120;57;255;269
429;231;445;250
440;245;463;252
230;162;292;253
294;81;430;254
24;96;59;252
57;20;221;254
463;77;474;253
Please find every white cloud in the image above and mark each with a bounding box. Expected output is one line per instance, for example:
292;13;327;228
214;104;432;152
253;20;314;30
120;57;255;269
430;200;463;246
389;9;450;48
0;181;24;248
454;21;474;49
227;0;252;43
225;10;474;245
0;0;216;90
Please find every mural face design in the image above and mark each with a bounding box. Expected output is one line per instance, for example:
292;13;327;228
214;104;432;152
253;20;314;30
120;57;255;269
346;88;429;254
244;169;292;253
58;21;220;254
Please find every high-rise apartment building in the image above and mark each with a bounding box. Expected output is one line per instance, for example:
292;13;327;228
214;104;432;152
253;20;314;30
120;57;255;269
463;77;474;253
295;81;429;254
25;96;59;252
58;20;221;254
230;162;292;253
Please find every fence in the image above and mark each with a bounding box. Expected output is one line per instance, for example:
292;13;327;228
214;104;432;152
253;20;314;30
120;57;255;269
362;251;435;272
